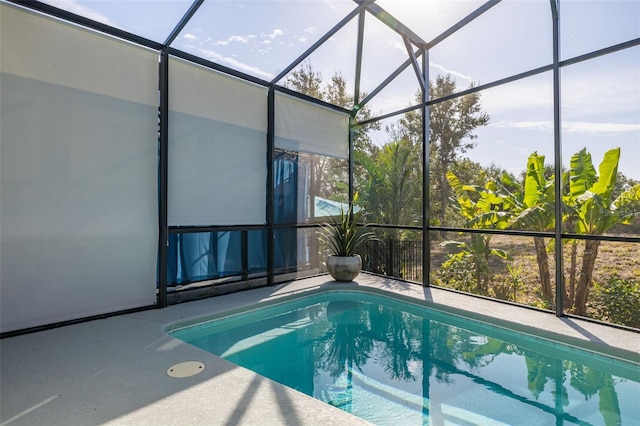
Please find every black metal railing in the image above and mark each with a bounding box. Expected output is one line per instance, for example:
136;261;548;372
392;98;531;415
360;239;423;283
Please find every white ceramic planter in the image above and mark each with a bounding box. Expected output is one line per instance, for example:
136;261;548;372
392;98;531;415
326;255;362;282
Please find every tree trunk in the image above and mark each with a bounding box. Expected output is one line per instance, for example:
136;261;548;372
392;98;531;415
574;240;601;316
440;171;448;227
533;236;552;300
567;241;578;309
482;237;491;293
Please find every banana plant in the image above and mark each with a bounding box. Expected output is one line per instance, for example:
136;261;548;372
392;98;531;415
564;148;640;315
500;152;556;300
444;172;511;293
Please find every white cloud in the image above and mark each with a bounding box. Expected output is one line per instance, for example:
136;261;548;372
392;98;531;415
196;48;274;80
563;121;640;134
212;34;256;46
429;62;474;83
229;35;255;43
387;44;475;84
490;121;553;131
182;33;198;41
298;37;307;43
41;0;117;27
265;29;284;40
321;0;343;13
562;66;640;118
490;120;640;134
304;27;318;34
388;42;474;84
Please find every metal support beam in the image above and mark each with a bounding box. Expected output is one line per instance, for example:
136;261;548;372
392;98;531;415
358;49;424;110
560;37;640;67
363;2;428;49
403;35;427;92
428;0;501;49
349;116;355;203
421;50;431;287
358;63;553;127
353;10;366;107
267;87;276;286
241;231;249;281
271;3;367;85
164;0;204;46
158;49;170;308
551;0;564;317
8;0;163;50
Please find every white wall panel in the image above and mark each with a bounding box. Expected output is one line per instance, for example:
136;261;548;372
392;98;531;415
168;58;267;226
0;4;158;332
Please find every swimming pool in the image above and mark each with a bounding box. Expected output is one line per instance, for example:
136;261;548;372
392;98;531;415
170;290;640;425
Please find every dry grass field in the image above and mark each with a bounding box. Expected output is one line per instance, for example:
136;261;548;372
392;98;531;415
428;233;640;326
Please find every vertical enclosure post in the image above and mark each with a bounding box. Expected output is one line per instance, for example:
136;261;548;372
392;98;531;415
422;50;431;287
267;87;276;285
551;0;564;316
353;10;366;108
349;116;355;203
158;0;202;307
158;49;169;307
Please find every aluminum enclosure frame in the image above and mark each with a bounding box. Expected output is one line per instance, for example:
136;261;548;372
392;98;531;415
2;0;639;335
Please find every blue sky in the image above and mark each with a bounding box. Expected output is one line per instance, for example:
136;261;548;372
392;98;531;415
39;0;640;179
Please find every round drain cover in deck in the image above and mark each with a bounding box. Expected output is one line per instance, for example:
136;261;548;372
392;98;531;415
167;361;205;378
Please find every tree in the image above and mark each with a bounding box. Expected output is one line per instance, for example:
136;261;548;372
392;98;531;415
486;148;639;314
285;61;322;98
389;75;489;226
356;139;421;276
284;62;379;204
501;153;556;301
430;75;490;226
359;140;421;227
563;148;640;315
443;172;511;293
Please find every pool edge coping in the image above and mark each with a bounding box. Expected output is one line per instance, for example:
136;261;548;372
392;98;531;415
164;282;640;365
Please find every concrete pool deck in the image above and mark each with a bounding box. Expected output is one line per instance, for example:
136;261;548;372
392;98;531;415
1;274;638;425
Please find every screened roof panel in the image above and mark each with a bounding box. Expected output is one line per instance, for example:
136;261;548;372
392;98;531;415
359;10;421;100
364;64;421;119
429;1;553;93
19;0;640;123
561;0;640;60
170;0;357;81
376;0;485;45
38;0;193;43
279;17;358;108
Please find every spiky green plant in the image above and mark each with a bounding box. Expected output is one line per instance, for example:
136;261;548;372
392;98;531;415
319;200;377;257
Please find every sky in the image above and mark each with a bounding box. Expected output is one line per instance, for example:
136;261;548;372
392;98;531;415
38;0;640;179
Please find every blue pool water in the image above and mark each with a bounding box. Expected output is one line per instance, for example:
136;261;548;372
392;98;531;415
170;291;640;425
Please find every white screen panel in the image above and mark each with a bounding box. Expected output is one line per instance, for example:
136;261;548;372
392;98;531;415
168;58;267;226
0;4;158;332
275;92;350;159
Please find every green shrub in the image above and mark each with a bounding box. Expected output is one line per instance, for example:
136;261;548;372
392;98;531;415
436;255;479;293
491;263;524;302
588;277;640;329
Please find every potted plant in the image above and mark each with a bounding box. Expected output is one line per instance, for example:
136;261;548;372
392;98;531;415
319;198;377;281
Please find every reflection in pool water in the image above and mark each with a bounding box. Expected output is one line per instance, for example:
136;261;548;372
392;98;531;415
171;291;640;425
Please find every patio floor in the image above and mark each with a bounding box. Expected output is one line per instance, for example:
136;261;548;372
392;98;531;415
1;274;638;425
